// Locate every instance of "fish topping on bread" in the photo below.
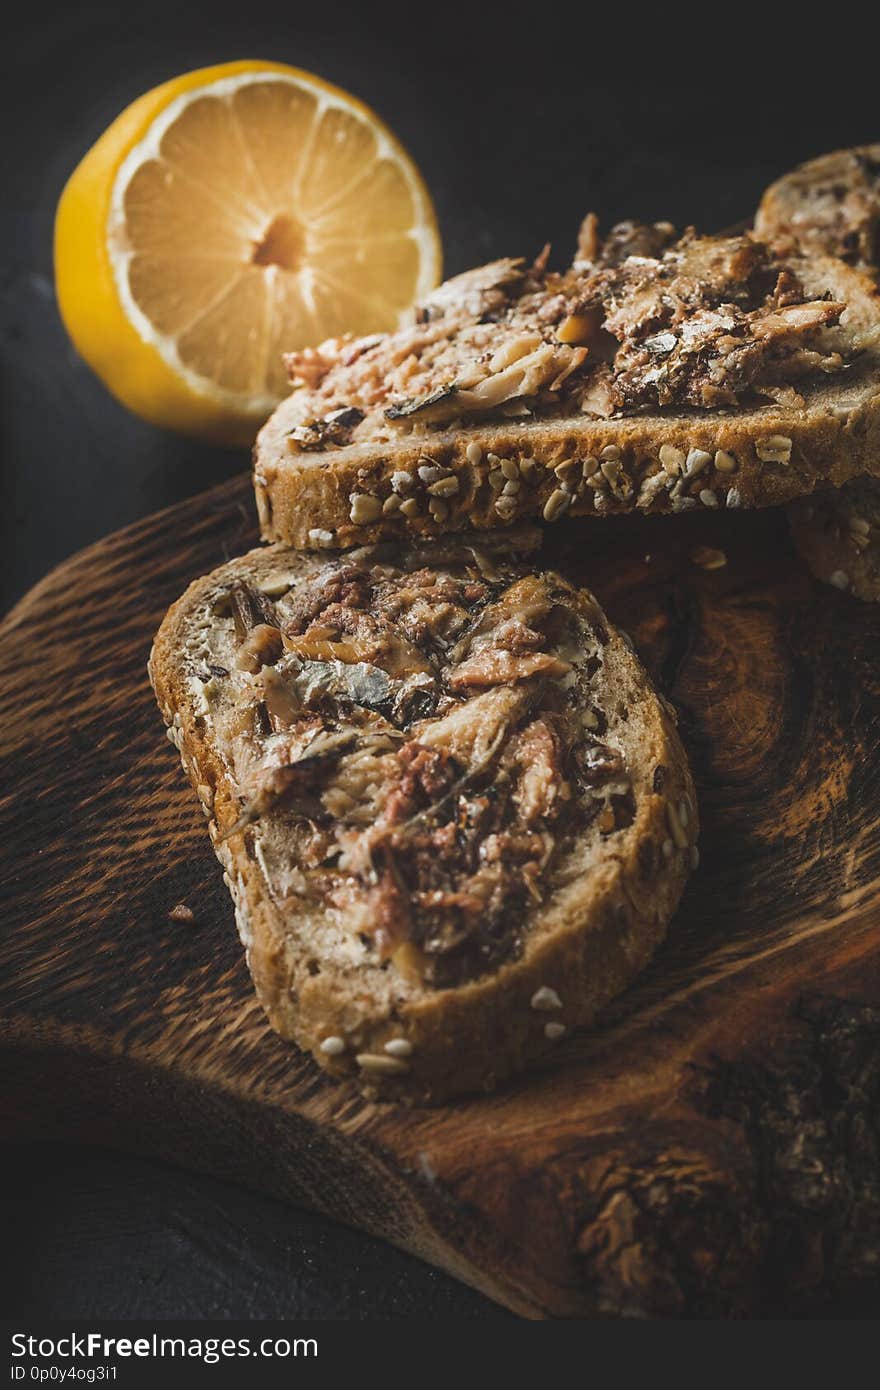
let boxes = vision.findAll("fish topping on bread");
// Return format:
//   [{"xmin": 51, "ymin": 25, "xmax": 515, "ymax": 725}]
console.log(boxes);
[
  {"xmin": 255, "ymin": 218, "xmax": 880, "ymax": 548},
  {"xmin": 282, "ymin": 225, "xmax": 852, "ymax": 439},
  {"xmin": 203, "ymin": 541, "xmax": 634, "ymax": 987},
  {"xmin": 150, "ymin": 535, "xmax": 696, "ymax": 1100}
]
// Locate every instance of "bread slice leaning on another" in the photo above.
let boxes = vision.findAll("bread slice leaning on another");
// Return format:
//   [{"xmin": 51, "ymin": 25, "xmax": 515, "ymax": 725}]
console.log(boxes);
[
  {"xmin": 254, "ymin": 220, "xmax": 880, "ymax": 552},
  {"xmin": 756, "ymin": 144, "xmax": 880, "ymax": 272},
  {"xmin": 755, "ymin": 144, "xmax": 880, "ymax": 601},
  {"xmin": 149, "ymin": 532, "xmax": 696, "ymax": 1103}
]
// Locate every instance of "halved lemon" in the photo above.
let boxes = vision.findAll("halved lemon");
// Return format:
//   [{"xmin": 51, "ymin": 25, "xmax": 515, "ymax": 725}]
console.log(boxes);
[{"xmin": 55, "ymin": 60, "xmax": 441, "ymax": 445}]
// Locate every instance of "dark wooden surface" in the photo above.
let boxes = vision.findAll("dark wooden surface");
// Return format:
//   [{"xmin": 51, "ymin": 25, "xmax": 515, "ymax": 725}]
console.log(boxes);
[{"xmin": 3, "ymin": 473, "xmax": 880, "ymax": 1317}]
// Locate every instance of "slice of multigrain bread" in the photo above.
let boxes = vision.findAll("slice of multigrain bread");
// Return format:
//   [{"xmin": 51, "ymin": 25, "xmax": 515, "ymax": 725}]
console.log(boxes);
[
  {"xmin": 253, "ymin": 219, "xmax": 880, "ymax": 551},
  {"xmin": 757, "ymin": 145, "xmax": 880, "ymax": 600},
  {"xmin": 149, "ymin": 532, "xmax": 696, "ymax": 1103},
  {"xmin": 756, "ymin": 145, "xmax": 880, "ymax": 272}
]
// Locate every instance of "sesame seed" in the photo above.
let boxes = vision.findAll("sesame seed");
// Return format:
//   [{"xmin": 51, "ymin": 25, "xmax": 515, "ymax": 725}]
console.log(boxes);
[
  {"xmin": 384, "ymin": 1038, "xmax": 413, "ymax": 1058},
  {"xmin": 543, "ymin": 488, "xmax": 571, "ymax": 522},
  {"xmin": 600, "ymin": 444, "xmax": 621, "ymax": 461},
  {"xmin": 500, "ymin": 457, "xmax": 519, "ymax": 479},
  {"xmin": 465, "ymin": 442, "xmax": 482, "ymax": 465},
  {"xmin": 666, "ymin": 800, "xmax": 689, "ymax": 849},
  {"xmin": 488, "ymin": 469, "xmax": 505, "ymax": 491},
  {"xmin": 582, "ymin": 455, "xmax": 599, "ymax": 477},
  {"xmin": 355, "ymin": 1052, "xmax": 410, "ymax": 1075},
  {"xmin": 168, "ymin": 903, "xmax": 195, "ymax": 925},
  {"xmin": 502, "ymin": 479, "xmax": 521, "ymax": 496},
  {"xmin": 714, "ymin": 449, "xmax": 738, "ymax": 473},
  {"xmin": 349, "ymin": 493, "xmax": 382, "ymax": 525},
  {"xmin": 637, "ymin": 473, "xmax": 668, "ymax": 509},
  {"xmin": 755, "ymin": 435, "xmax": 793, "ymax": 464},
  {"xmin": 429, "ymin": 498, "xmax": 449, "ymax": 522},
  {"xmin": 725, "ymin": 488, "xmax": 743, "ymax": 509},
  {"xmin": 685, "ymin": 448, "xmax": 712, "ymax": 478},
  {"xmin": 494, "ymin": 495, "xmax": 517, "ymax": 520},
  {"xmin": 662, "ymin": 838, "xmax": 674, "ymax": 859},
  {"xmin": 699, "ymin": 488, "xmax": 719, "ymax": 508},
  {"xmin": 544, "ymin": 1022, "xmax": 566, "ymax": 1041},
  {"xmin": 829, "ymin": 570, "xmax": 850, "ymax": 590},
  {"xmin": 531, "ymin": 986, "xmax": 563, "ymax": 1011},
  {"xmin": 429, "ymin": 475, "xmax": 459, "ymax": 497},
  {"xmin": 850, "ymin": 516, "xmax": 871, "ymax": 536},
  {"xmin": 520, "ymin": 457, "xmax": 539, "ymax": 479},
  {"xmin": 399, "ymin": 496, "xmax": 419, "ymax": 518},
  {"xmin": 659, "ymin": 444, "xmax": 685, "ymax": 476},
  {"xmin": 320, "ymin": 1036, "xmax": 346, "ymax": 1057},
  {"xmin": 308, "ymin": 527, "xmax": 335, "ymax": 548},
  {"xmin": 383, "ymin": 493, "xmax": 402, "ymax": 513},
  {"xmin": 554, "ymin": 458, "xmax": 578, "ymax": 482}
]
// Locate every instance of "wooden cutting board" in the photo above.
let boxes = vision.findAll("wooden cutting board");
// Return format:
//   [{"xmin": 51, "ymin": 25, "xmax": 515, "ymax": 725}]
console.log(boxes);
[{"xmin": 3, "ymin": 474, "xmax": 880, "ymax": 1318}]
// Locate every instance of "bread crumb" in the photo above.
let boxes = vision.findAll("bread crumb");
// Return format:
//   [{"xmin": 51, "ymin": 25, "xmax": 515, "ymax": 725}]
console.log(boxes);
[{"xmin": 168, "ymin": 903, "xmax": 196, "ymax": 925}]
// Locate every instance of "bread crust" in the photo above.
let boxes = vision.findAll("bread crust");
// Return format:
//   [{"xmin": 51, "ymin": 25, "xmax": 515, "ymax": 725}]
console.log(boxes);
[
  {"xmin": 757, "ymin": 146, "xmax": 880, "ymax": 603},
  {"xmin": 254, "ymin": 252, "xmax": 880, "ymax": 551},
  {"xmin": 149, "ymin": 543, "xmax": 697, "ymax": 1104}
]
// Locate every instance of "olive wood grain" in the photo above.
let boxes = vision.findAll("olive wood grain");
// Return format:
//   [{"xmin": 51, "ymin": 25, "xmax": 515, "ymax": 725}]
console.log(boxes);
[{"xmin": 3, "ymin": 475, "xmax": 880, "ymax": 1318}]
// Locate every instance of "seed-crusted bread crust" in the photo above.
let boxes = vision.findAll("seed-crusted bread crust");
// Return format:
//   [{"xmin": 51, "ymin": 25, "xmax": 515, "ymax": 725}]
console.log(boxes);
[
  {"xmin": 759, "ymin": 146, "xmax": 880, "ymax": 601},
  {"xmin": 149, "ymin": 538, "xmax": 696, "ymax": 1103},
  {"xmin": 254, "ymin": 228, "xmax": 880, "ymax": 551}
]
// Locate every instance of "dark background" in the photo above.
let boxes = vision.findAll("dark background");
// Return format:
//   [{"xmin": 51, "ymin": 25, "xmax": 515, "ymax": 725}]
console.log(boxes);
[{"xmin": 2, "ymin": 0, "xmax": 879, "ymax": 1318}]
